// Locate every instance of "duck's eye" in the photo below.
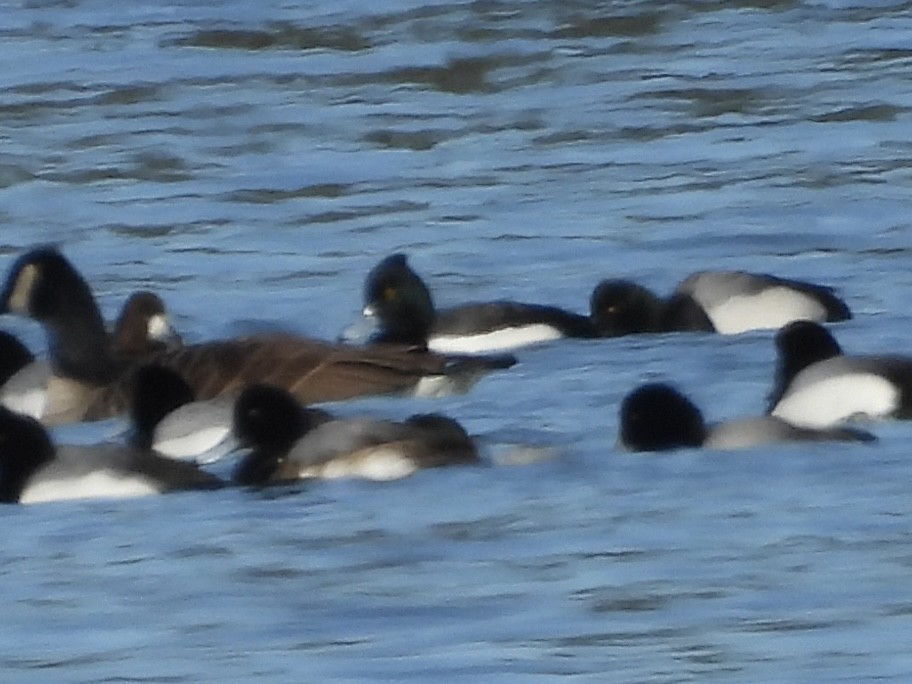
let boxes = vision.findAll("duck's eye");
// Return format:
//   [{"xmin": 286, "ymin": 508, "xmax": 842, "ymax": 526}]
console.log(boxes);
[{"xmin": 384, "ymin": 286, "xmax": 397, "ymax": 301}]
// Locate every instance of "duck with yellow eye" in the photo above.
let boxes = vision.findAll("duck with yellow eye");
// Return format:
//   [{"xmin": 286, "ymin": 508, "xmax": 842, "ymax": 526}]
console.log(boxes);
[
  {"xmin": 349, "ymin": 253, "xmax": 605, "ymax": 354},
  {"xmin": 588, "ymin": 280, "xmax": 714, "ymax": 336}
]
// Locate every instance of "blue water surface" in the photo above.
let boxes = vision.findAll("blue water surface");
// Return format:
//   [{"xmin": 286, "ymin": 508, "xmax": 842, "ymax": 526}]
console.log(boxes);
[{"xmin": 2, "ymin": 0, "xmax": 912, "ymax": 681}]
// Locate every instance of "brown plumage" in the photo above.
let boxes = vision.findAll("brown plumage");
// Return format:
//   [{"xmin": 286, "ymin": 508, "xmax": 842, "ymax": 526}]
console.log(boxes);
[{"xmin": 80, "ymin": 334, "xmax": 464, "ymax": 422}]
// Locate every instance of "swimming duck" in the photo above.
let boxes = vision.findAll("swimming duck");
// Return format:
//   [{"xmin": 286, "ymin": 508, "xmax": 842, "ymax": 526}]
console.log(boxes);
[
  {"xmin": 768, "ymin": 320, "xmax": 912, "ymax": 428},
  {"xmin": 357, "ymin": 253, "xmax": 599, "ymax": 354},
  {"xmin": 592, "ymin": 270, "xmax": 851, "ymax": 336},
  {"xmin": 619, "ymin": 382, "xmax": 874, "ymax": 452},
  {"xmin": 0, "ymin": 247, "xmax": 515, "ymax": 425},
  {"xmin": 127, "ymin": 363, "xmax": 238, "ymax": 462},
  {"xmin": 0, "ymin": 402, "xmax": 222, "ymax": 505},
  {"xmin": 676, "ymin": 270, "xmax": 851, "ymax": 334},
  {"xmin": 232, "ymin": 383, "xmax": 478, "ymax": 484}
]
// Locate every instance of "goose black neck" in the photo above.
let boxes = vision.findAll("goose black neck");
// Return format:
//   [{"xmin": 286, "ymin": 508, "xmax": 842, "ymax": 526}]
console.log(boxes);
[{"xmin": 47, "ymin": 307, "xmax": 121, "ymax": 384}]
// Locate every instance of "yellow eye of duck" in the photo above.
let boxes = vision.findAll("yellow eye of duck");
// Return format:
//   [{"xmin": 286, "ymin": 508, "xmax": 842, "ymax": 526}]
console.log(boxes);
[{"xmin": 384, "ymin": 286, "xmax": 397, "ymax": 301}]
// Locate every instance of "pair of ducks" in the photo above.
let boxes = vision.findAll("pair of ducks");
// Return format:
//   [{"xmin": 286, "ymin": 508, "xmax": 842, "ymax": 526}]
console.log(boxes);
[
  {"xmin": 0, "ymin": 364, "xmax": 478, "ymax": 504},
  {"xmin": 353, "ymin": 253, "xmax": 852, "ymax": 351},
  {"xmin": 620, "ymin": 319, "xmax": 912, "ymax": 452}
]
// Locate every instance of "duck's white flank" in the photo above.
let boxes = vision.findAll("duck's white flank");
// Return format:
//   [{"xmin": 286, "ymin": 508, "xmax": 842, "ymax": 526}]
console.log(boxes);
[
  {"xmin": 19, "ymin": 471, "xmax": 161, "ymax": 505},
  {"xmin": 771, "ymin": 372, "xmax": 898, "ymax": 428},
  {"xmin": 428, "ymin": 324, "xmax": 562, "ymax": 354},
  {"xmin": 297, "ymin": 447, "xmax": 419, "ymax": 481},
  {"xmin": 152, "ymin": 397, "xmax": 235, "ymax": 461},
  {"xmin": 154, "ymin": 425, "xmax": 232, "ymax": 461},
  {"xmin": 706, "ymin": 288, "xmax": 826, "ymax": 334}
]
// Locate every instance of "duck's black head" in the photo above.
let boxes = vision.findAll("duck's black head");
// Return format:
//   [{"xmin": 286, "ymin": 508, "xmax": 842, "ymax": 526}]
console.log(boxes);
[
  {"xmin": 619, "ymin": 382, "xmax": 707, "ymax": 452},
  {"xmin": 768, "ymin": 320, "xmax": 843, "ymax": 410},
  {"xmin": 0, "ymin": 406, "xmax": 55, "ymax": 504},
  {"xmin": 775, "ymin": 320, "xmax": 842, "ymax": 375},
  {"xmin": 232, "ymin": 384, "xmax": 323, "ymax": 486},
  {"xmin": 362, "ymin": 253, "xmax": 435, "ymax": 347},
  {"xmin": 589, "ymin": 280, "xmax": 665, "ymax": 336}
]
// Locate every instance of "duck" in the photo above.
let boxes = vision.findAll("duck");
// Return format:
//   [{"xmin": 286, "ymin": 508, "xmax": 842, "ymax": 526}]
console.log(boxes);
[
  {"xmin": 356, "ymin": 253, "xmax": 600, "ymax": 354},
  {"xmin": 675, "ymin": 270, "xmax": 851, "ymax": 334},
  {"xmin": 128, "ymin": 363, "xmax": 237, "ymax": 462},
  {"xmin": 767, "ymin": 320, "xmax": 912, "ymax": 428},
  {"xmin": 592, "ymin": 271, "xmax": 851, "ymax": 336},
  {"xmin": 0, "ymin": 398, "xmax": 223, "ymax": 506},
  {"xmin": 0, "ymin": 288, "xmax": 183, "ymax": 420},
  {"xmin": 355, "ymin": 256, "xmax": 847, "ymax": 351},
  {"xmin": 0, "ymin": 246, "xmax": 515, "ymax": 425},
  {"xmin": 618, "ymin": 382, "xmax": 874, "ymax": 452},
  {"xmin": 232, "ymin": 383, "xmax": 478, "ymax": 484}
]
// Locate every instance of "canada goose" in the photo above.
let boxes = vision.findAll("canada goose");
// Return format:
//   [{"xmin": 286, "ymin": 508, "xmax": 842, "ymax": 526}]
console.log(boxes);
[
  {"xmin": 618, "ymin": 382, "xmax": 874, "ymax": 452},
  {"xmin": 0, "ymin": 247, "xmax": 515, "ymax": 425},
  {"xmin": 232, "ymin": 383, "xmax": 478, "ymax": 484}
]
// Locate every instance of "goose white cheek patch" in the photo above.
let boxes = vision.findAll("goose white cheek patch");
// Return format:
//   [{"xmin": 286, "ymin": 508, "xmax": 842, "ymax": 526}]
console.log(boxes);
[
  {"xmin": 20, "ymin": 472, "xmax": 161, "ymax": 505},
  {"xmin": 707, "ymin": 288, "xmax": 826, "ymax": 334},
  {"xmin": 429, "ymin": 324, "xmax": 562, "ymax": 354},
  {"xmin": 147, "ymin": 314, "xmax": 171, "ymax": 340},
  {"xmin": 771, "ymin": 373, "xmax": 899, "ymax": 428}
]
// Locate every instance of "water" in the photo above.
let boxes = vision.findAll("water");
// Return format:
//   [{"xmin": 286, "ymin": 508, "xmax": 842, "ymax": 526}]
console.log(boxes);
[{"xmin": 2, "ymin": 0, "xmax": 912, "ymax": 680}]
